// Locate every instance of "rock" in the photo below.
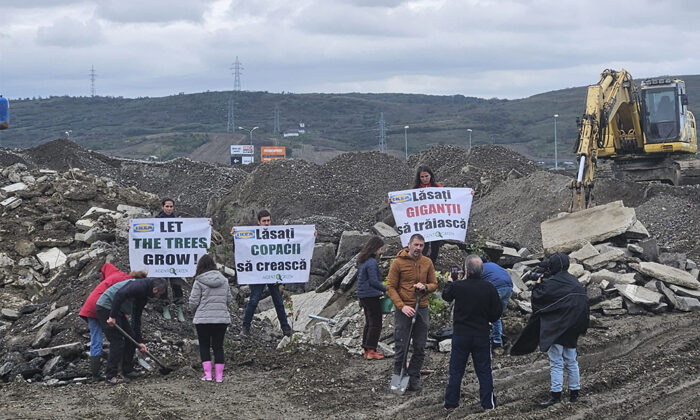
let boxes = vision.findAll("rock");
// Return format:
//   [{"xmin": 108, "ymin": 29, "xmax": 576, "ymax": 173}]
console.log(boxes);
[
  {"xmin": 36, "ymin": 248, "xmax": 67, "ymax": 270},
  {"xmin": 515, "ymin": 300, "xmax": 532, "ymax": 313},
  {"xmin": 687, "ymin": 259, "xmax": 697, "ymax": 271},
  {"xmin": 311, "ymin": 323, "xmax": 333, "ymax": 346},
  {"xmin": 14, "ymin": 240, "xmax": 36, "ymax": 257},
  {"xmin": 578, "ymin": 271, "xmax": 592, "ymax": 286},
  {"xmin": 335, "ymin": 231, "xmax": 373, "ymax": 264},
  {"xmin": 614, "ymin": 284, "xmax": 664, "ymax": 306},
  {"xmin": 371, "ymin": 222, "xmax": 399, "ymax": 238},
  {"xmin": 438, "ymin": 339, "xmax": 452, "ymax": 353},
  {"xmin": 259, "ymin": 290, "xmax": 334, "ymax": 332},
  {"xmin": 668, "ymin": 284, "xmax": 700, "ymax": 299},
  {"xmin": 602, "ymin": 308, "xmax": 627, "ymax": 316},
  {"xmin": 569, "ymin": 242, "xmax": 600, "ymax": 262},
  {"xmin": 658, "ymin": 252, "xmax": 687, "ymax": 270},
  {"xmin": 586, "ymin": 285, "xmax": 603, "ymax": 304},
  {"xmin": 599, "ymin": 296, "xmax": 623, "ymax": 310},
  {"xmin": 627, "ymin": 243, "xmax": 644, "ymax": 255},
  {"xmin": 276, "ymin": 336, "xmax": 291, "ymax": 350},
  {"xmin": 589, "ymin": 269, "xmax": 636, "ymax": 285},
  {"xmin": 497, "ymin": 246, "xmax": 523, "ymax": 268},
  {"xmin": 33, "ymin": 306, "xmax": 69, "ymax": 330},
  {"xmin": 377, "ymin": 342, "xmax": 395, "ymax": 358},
  {"xmin": 42, "ymin": 355, "xmax": 63, "ymax": 377},
  {"xmin": 1, "ymin": 196, "xmax": 22, "ymax": 210},
  {"xmin": 483, "ymin": 242, "xmax": 504, "ymax": 263},
  {"xmin": 636, "ymin": 238, "xmax": 660, "ymax": 262},
  {"xmin": 1, "ymin": 308, "xmax": 20, "ymax": 320},
  {"xmin": 26, "ymin": 342, "xmax": 83, "ymax": 358},
  {"xmin": 541, "ymin": 201, "xmax": 637, "ymax": 254},
  {"xmin": 636, "ymin": 262, "xmax": 700, "ymax": 290},
  {"xmin": 622, "ymin": 220, "xmax": 650, "ymax": 240},
  {"xmin": 506, "ymin": 269, "xmax": 526, "ymax": 293},
  {"xmin": 75, "ymin": 219, "xmax": 97, "ymax": 231},
  {"xmin": 582, "ymin": 248, "xmax": 626, "ymax": 271},
  {"xmin": 655, "ymin": 281, "xmax": 682, "ymax": 310},
  {"xmin": 32, "ymin": 321, "xmax": 54, "ymax": 348},
  {"xmin": 568, "ymin": 263, "xmax": 585, "ymax": 278},
  {"xmin": 512, "ymin": 260, "xmax": 541, "ymax": 273},
  {"xmin": 310, "ymin": 243, "xmax": 337, "ymax": 276},
  {"xmin": 0, "ymin": 253, "xmax": 14, "ymax": 268},
  {"xmin": 1, "ymin": 182, "xmax": 27, "ymax": 193},
  {"xmin": 676, "ymin": 296, "xmax": 700, "ymax": 312},
  {"xmin": 623, "ymin": 298, "xmax": 647, "ymax": 315},
  {"xmin": 339, "ymin": 266, "xmax": 358, "ymax": 291}
]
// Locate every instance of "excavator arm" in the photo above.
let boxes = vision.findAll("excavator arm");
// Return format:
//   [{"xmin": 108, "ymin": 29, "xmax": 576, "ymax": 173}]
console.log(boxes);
[{"xmin": 570, "ymin": 69, "xmax": 643, "ymax": 211}]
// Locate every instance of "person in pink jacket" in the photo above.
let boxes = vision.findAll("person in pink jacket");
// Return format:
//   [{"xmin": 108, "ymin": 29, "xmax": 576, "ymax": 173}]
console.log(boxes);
[{"xmin": 79, "ymin": 263, "xmax": 146, "ymax": 380}]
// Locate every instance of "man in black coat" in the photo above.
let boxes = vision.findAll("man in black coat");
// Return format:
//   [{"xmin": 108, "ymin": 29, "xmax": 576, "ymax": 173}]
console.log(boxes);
[
  {"xmin": 442, "ymin": 255, "xmax": 503, "ymax": 411},
  {"xmin": 511, "ymin": 253, "xmax": 589, "ymax": 406}
]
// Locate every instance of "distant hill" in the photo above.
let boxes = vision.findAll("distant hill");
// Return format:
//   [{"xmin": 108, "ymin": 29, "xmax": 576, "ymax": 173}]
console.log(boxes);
[{"xmin": 3, "ymin": 73, "xmax": 700, "ymax": 164}]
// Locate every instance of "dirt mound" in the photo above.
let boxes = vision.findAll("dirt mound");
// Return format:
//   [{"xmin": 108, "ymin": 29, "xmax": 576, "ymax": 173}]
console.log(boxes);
[
  {"xmin": 213, "ymin": 151, "xmax": 412, "ymax": 229},
  {"xmin": 410, "ymin": 144, "xmax": 542, "ymax": 194},
  {"xmin": 24, "ymin": 139, "xmax": 121, "ymax": 177}
]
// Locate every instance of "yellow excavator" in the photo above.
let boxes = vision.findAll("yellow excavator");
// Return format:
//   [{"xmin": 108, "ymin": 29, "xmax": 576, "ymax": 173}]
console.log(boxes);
[{"xmin": 570, "ymin": 69, "xmax": 700, "ymax": 211}]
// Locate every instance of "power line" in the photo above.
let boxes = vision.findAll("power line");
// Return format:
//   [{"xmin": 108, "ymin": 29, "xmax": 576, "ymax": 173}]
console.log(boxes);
[
  {"xmin": 273, "ymin": 104, "xmax": 280, "ymax": 135},
  {"xmin": 227, "ymin": 57, "xmax": 243, "ymax": 133}
]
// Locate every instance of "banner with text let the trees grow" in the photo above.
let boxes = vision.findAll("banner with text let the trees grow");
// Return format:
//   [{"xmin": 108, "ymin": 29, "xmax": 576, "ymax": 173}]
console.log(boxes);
[
  {"xmin": 129, "ymin": 218, "xmax": 211, "ymax": 277},
  {"xmin": 234, "ymin": 224, "xmax": 315, "ymax": 285},
  {"xmin": 389, "ymin": 187, "xmax": 473, "ymax": 247}
]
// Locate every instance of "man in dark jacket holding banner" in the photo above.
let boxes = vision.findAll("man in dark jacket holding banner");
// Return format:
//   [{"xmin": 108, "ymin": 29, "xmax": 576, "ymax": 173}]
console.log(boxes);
[{"xmin": 511, "ymin": 253, "xmax": 589, "ymax": 407}]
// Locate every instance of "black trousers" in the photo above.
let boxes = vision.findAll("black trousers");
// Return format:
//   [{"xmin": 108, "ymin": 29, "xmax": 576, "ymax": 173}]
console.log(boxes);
[
  {"xmin": 423, "ymin": 240, "xmax": 443, "ymax": 263},
  {"xmin": 359, "ymin": 297, "xmax": 383, "ymax": 351},
  {"xmin": 195, "ymin": 323, "xmax": 228, "ymax": 364},
  {"xmin": 96, "ymin": 306, "xmax": 135, "ymax": 379},
  {"xmin": 158, "ymin": 278, "xmax": 184, "ymax": 305}
]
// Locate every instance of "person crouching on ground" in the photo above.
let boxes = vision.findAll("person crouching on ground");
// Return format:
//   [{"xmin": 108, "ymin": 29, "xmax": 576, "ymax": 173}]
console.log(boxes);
[
  {"xmin": 78, "ymin": 263, "xmax": 146, "ymax": 381},
  {"xmin": 189, "ymin": 254, "xmax": 233, "ymax": 383},
  {"xmin": 356, "ymin": 236, "xmax": 387, "ymax": 360},
  {"xmin": 442, "ymin": 255, "xmax": 503, "ymax": 412},
  {"xmin": 96, "ymin": 277, "xmax": 167, "ymax": 384}
]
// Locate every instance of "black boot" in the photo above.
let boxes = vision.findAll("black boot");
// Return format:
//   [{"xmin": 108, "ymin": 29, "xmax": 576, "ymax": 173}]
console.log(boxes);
[
  {"xmin": 569, "ymin": 389, "xmax": 580, "ymax": 402},
  {"xmin": 90, "ymin": 356, "xmax": 103, "ymax": 381},
  {"xmin": 539, "ymin": 391, "xmax": 561, "ymax": 408}
]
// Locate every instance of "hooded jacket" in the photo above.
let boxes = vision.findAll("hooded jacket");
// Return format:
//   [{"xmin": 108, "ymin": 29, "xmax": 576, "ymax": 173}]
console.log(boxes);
[
  {"xmin": 386, "ymin": 248, "xmax": 438, "ymax": 310},
  {"xmin": 511, "ymin": 253, "xmax": 589, "ymax": 355},
  {"xmin": 78, "ymin": 263, "xmax": 130, "ymax": 320},
  {"xmin": 189, "ymin": 270, "xmax": 233, "ymax": 325}
]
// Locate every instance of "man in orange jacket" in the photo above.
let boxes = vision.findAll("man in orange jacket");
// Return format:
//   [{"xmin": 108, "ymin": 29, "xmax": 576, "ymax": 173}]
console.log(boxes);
[{"xmin": 386, "ymin": 233, "xmax": 438, "ymax": 392}]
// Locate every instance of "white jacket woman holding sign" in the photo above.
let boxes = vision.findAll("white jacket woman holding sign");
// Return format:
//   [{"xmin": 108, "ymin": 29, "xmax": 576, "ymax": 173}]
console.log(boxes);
[{"xmin": 189, "ymin": 254, "xmax": 233, "ymax": 383}]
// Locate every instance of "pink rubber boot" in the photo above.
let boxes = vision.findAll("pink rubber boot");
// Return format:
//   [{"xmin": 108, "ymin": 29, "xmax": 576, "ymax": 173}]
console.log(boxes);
[
  {"xmin": 201, "ymin": 361, "xmax": 212, "ymax": 381},
  {"xmin": 214, "ymin": 363, "xmax": 225, "ymax": 383}
]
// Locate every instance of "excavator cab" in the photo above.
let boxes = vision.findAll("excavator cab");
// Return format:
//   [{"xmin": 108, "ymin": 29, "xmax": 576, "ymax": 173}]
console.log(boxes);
[{"xmin": 640, "ymin": 78, "xmax": 689, "ymax": 145}]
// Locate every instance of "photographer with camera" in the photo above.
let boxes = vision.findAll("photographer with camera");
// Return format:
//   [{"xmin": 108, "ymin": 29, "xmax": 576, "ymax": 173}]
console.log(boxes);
[
  {"xmin": 511, "ymin": 253, "xmax": 589, "ymax": 407},
  {"xmin": 442, "ymin": 255, "xmax": 503, "ymax": 412}
]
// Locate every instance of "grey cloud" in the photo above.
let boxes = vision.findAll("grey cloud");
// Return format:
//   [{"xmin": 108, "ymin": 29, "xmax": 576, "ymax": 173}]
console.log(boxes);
[
  {"xmin": 95, "ymin": 0, "xmax": 215, "ymax": 23},
  {"xmin": 36, "ymin": 17, "xmax": 103, "ymax": 47}
]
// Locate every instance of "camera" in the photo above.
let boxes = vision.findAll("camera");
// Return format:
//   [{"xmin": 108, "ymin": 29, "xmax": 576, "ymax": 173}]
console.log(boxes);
[{"xmin": 450, "ymin": 265, "xmax": 460, "ymax": 281}]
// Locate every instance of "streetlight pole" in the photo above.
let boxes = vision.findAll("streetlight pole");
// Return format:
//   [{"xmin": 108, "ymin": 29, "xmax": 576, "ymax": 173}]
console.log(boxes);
[
  {"xmin": 467, "ymin": 129, "xmax": 472, "ymax": 149},
  {"xmin": 404, "ymin": 125, "xmax": 409, "ymax": 160},
  {"xmin": 553, "ymin": 114, "xmax": 559, "ymax": 170},
  {"xmin": 238, "ymin": 126, "xmax": 259, "ymax": 145}
]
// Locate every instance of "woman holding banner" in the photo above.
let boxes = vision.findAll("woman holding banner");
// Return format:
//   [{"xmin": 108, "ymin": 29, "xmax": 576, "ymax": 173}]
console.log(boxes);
[
  {"xmin": 356, "ymin": 236, "xmax": 387, "ymax": 360},
  {"xmin": 189, "ymin": 254, "xmax": 233, "ymax": 383},
  {"xmin": 412, "ymin": 166, "xmax": 444, "ymax": 263}
]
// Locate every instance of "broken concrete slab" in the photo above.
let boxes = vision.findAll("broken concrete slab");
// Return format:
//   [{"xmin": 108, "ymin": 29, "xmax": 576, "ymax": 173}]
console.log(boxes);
[
  {"xmin": 655, "ymin": 280, "xmax": 682, "ymax": 311},
  {"xmin": 26, "ymin": 342, "xmax": 82, "ymax": 358},
  {"xmin": 32, "ymin": 306, "xmax": 69, "ymax": 330},
  {"xmin": 1, "ymin": 182, "xmax": 28, "ymax": 193},
  {"xmin": 32, "ymin": 322, "xmax": 53, "ymax": 348},
  {"xmin": 497, "ymin": 246, "xmax": 523, "ymax": 268},
  {"xmin": 335, "ymin": 231, "xmax": 373, "ymax": 264},
  {"xmin": 569, "ymin": 242, "xmax": 600, "ymax": 262},
  {"xmin": 36, "ymin": 248, "xmax": 67, "ymax": 270},
  {"xmin": 438, "ymin": 339, "xmax": 452, "ymax": 353},
  {"xmin": 339, "ymin": 266, "xmax": 358, "ymax": 292},
  {"xmin": 676, "ymin": 296, "xmax": 700, "ymax": 312},
  {"xmin": 622, "ymin": 220, "xmax": 650, "ymax": 240},
  {"xmin": 569, "ymin": 263, "xmax": 585, "ymax": 278},
  {"xmin": 578, "ymin": 271, "xmax": 592, "ymax": 286},
  {"xmin": 541, "ymin": 201, "xmax": 637, "ymax": 255},
  {"xmin": 1, "ymin": 308, "xmax": 20, "ymax": 321},
  {"xmin": 615, "ymin": 284, "xmax": 664, "ymax": 306},
  {"xmin": 371, "ymin": 222, "xmax": 399, "ymax": 238},
  {"xmin": 590, "ymin": 269, "xmax": 636, "ymax": 285},
  {"xmin": 598, "ymin": 296, "xmax": 623, "ymax": 310},
  {"xmin": 259, "ymin": 290, "xmax": 334, "ymax": 332},
  {"xmin": 636, "ymin": 262, "xmax": 700, "ymax": 290},
  {"xmin": 623, "ymin": 298, "xmax": 647, "ymax": 315},
  {"xmin": 1, "ymin": 196, "xmax": 22, "ymax": 210},
  {"xmin": 506, "ymin": 269, "xmax": 526, "ymax": 293},
  {"xmin": 636, "ymin": 238, "xmax": 660, "ymax": 262},
  {"xmin": 512, "ymin": 260, "xmax": 541, "ymax": 274},
  {"xmin": 582, "ymin": 248, "xmax": 626, "ymax": 272},
  {"xmin": 668, "ymin": 284, "xmax": 700, "ymax": 299},
  {"xmin": 483, "ymin": 242, "xmax": 504, "ymax": 264}
]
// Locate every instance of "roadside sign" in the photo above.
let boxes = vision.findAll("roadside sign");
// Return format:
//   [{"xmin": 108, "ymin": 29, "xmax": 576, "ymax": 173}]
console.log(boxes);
[{"xmin": 261, "ymin": 146, "xmax": 286, "ymax": 162}]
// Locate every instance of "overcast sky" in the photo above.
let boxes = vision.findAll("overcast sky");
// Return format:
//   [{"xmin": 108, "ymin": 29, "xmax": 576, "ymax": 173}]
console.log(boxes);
[{"xmin": 1, "ymin": 0, "xmax": 699, "ymax": 100}]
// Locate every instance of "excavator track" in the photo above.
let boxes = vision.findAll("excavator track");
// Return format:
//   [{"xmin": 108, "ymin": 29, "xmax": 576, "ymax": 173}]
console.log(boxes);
[{"xmin": 610, "ymin": 155, "xmax": 700, "ymax": 186}]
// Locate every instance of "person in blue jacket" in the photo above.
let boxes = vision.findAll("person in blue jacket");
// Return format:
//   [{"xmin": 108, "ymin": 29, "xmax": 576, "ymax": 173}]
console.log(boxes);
[
  {"xmin": 480, "ymin": 257, "xmax": 513, "ymax": 349},
  {"xmin": 356, "ymin": 236, "xmax": 387, "ymax": 360},
  {"xmin": 95, "ymin": 277, "xmax": 167, "ymax": 384}
]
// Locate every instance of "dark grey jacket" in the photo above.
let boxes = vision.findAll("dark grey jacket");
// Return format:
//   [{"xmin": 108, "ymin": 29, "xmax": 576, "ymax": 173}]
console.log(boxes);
[{"xmin": 189, "ymin": 270, "xmax": 233, "ymax": 325}]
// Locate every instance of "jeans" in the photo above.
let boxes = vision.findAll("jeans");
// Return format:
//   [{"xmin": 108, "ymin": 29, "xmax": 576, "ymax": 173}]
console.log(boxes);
[
  {"xmin": 491, "ymin": 286, "xmax": 513, "ymax": 344},
  {"xmin": 444, "ymin": 334, "xmax": 495, "ymax": 409},
  {"xmin": 195, "ymin": 323, "xmax": 228, "ymax": 364},
  {"xmin": 242, "ymin": 284, "xmax": 290, "ymax": 330},
  {"xmin": 88, "ymin": 317, "xmax": 103, "ymax": 357},
  {"xmin": 393, "ymin": 307, "xmax": 429, "ymax": 385},
  {"xmin": 359, "ymin": 297, "xmax": 382, "ymax": 351},
  {"xmin": 547, "ymin": 344, "xmax": 580, "ymax": 392},
  {"xmin": 96, "ymin": 306, "xmax": 136, "ymax": 379}
]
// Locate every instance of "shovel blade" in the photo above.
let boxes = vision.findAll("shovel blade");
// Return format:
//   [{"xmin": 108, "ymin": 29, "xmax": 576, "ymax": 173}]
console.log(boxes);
[{"xmin": 389, "ymin": 373, "xmax": 410, "ymax": 395}]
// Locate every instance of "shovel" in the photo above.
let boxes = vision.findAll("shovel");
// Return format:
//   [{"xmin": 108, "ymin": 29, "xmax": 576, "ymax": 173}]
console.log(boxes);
[
  {"xmin": 112, "ymin": 322, "xmax": 173, "ymax": 375},
  {"xmin": 390, "ymin": 290, "xmax": 424, "ymax": 395}
]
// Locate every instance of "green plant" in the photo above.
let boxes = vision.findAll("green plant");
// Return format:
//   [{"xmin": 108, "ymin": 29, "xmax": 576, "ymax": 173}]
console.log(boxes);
[{"xmin": 466, "ymin": 228, "xmax": 487, "ymax": 257}]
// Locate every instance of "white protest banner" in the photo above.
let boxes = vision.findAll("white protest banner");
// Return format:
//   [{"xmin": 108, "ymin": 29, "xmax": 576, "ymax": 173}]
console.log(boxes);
[
  {"xmin": 389, "ymin": 187, "xmax": 473, "ymax": 247},
  {"xmin": 234, "ymin": 224, "xmax": 315, "ymax": 285},
  {"xmin": 129, "ymin": 218, "xmax": 211, "ymax": 277}
]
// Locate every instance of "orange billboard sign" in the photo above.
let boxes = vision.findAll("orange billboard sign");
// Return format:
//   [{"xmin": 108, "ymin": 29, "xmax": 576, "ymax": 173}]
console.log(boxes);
[{"xmin": 261, "ymin": 146, "xmax": 286, "ymax": 162}]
